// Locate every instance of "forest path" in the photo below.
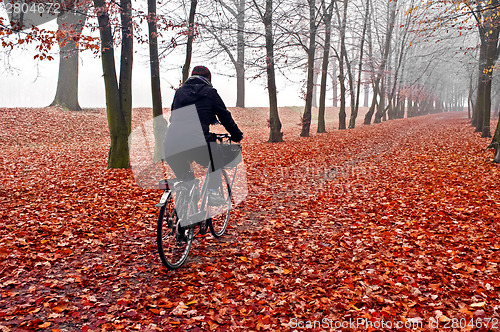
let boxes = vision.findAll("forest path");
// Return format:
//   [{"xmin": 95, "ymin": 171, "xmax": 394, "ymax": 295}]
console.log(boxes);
[{"xmin": 1, "ymin": 109, "xmax": 499, "ymax": 331}]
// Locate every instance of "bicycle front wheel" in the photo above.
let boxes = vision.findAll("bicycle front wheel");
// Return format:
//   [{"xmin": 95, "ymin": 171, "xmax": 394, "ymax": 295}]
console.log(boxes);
[
  {"xmin": 209, "ymin": 169, "xmax": 232, "ymax": 238},
  {"xmin": 157, "ymin": 193, "xmax": 194, "ymax": 270}
]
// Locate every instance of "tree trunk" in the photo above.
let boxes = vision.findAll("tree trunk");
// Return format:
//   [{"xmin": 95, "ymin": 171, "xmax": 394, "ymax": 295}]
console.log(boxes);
[
  {"xmin": 349, "ymin": 0, "xmax": 369, "ymax": 129},
  {"xmin": 407, "ymin": 95, "xmax": 412, "ymax": 118},
  {"xmin": 50, "ymin": 8, "xmax": 87, "ymax": 111},
  {"xmin": 494, "ymin": 96, "xmax": 500, "ymax": 117},
  {"xmin": 148, "ymin": 0, "xmax": 167, "ymax": 161},
  {"xmin": 261, "ymin": 0, "xmax": 282, "ymax": 142},
  {"xmin": 345, "ymin": 50, "xmax": 355, "ymax": 129},
  {"xmin": 335, "ymin": 0, "xmax": 347, "ymax": 130},
  {"xmin": 364, "ymin": 82, "xmax": 378, "ymax": 124},
  {"xmin": 235, "ymin": 0, "xmax": 246, "ymax": 107},
  {"xmin": 473, "ymin": 38, "xmax": 487, "ymax": 132},
  {"xmin": 182, "ymin": 0, "xmax": 198, "ymax": 83},
  {"xmin": 207, "ymin": 0, "xmax": 246, "ymax": 107},
  {"xmin": 482, "ymin": 72, "xmax": 493, "ymax": 137},
  {"xmin": 331, "ymin": 61, "xmax": 338, "ymax": 107},
  {"xmin": 300, "ymin": 0, "xmax": 317, "ymax": 137},
  {"xmin": 317, "ymin": 0, "xmax": 334, "ymax": 133},
  {"xmin": 481, "ymin": 12, "xmax": 500, "ymax": 137},
  {"xmin": 94, "ymin": 0, "xmax": 131, "ymax": 168},
  {"xmin": 471, "ymin": 63, "xmax": 477, "ymax": 122},
  {"xmin": 363, "ymin": 79, "xmax": 369, "ymax": 107},
  {"xmin": 489, "ymin": 112, "xmax": 500, "ymax": 162},
  {"xmin": 374, "ymin": 79, "xmax": 385, "ymax": 123},
  {"xmin": 378, "ymin": 29, "xmax": 406, "ymax": 122},
  {"xmin": 396, "ymin": 65, "xmax": 405, "ymax": 118},
  {"xmin": 311, "ymin": 57, "xmax": 321, "ymax": 108},
  {"xmin": 338, "ymin": 64, "xmax": 347, "ymax": 129},
  {"xmin": 397, "ymin": 95, "xmax": 405, "ymax": 118},
  {"xmin": 364, "ymin": 0, "xmax": 396, "ymax": 125},
  {"xmin": 377, "ymin": 51, "xmax": 391, "ymax": 123},
  {"xmin": 119, "ymin": 0, "xmax": 133, "ymax": 136},
  {"xmin": 413, "ymin": 99, "xmax": 419, "ymax": 117}
]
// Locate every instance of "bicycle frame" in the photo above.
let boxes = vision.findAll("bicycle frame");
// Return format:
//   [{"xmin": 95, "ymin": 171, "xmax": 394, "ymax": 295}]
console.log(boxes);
[{"xmin": 156, "ymin": 133, "xmax": 240, "ymax": 269}]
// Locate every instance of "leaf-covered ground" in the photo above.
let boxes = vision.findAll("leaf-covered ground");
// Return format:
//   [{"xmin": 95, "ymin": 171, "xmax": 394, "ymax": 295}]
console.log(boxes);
[{"xmin": 1, "ymin": 107, "xmax": 499, "ymax": 331}]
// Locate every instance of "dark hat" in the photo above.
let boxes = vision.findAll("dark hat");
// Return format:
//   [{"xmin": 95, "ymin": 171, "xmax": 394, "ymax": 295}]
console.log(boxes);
[{"xmin": 192, "ymin": 66, "xmax": 211, "ymax": 82}]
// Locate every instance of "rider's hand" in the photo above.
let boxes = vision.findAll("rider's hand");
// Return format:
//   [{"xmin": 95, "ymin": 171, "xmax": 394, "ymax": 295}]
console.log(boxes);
[{"xmin": 231, "ymin": 133, "xmax": 243, "ymax": 143}]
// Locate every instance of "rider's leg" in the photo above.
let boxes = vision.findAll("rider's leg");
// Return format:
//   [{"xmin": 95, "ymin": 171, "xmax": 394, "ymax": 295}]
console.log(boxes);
[
  {"xmin": 165, "ymin": 152, "xmax": 195, "ymax": 227},
  {"xmin": 205, "ymin": 143, "xmax": 225, "ymax": 206}
]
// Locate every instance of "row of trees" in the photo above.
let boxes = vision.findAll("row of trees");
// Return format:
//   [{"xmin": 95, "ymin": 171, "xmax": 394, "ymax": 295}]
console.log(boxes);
[
  {"xmin": 423, "ymin": 0, "xmax": 500, "ymax": 161},
  {"xmin": 1, "ymin": 0, "xmax": 499, "ymax": 167}
]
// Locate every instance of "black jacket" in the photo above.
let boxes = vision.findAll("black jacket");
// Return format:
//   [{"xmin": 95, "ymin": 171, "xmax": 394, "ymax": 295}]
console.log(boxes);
[{"xmin": 171, "ymin": 76, "xmax": 243, "ymax": 142}]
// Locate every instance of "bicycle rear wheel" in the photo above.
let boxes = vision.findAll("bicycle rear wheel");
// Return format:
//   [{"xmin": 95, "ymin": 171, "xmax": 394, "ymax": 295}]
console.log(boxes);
[
  {"xmin": 157, "ymin": 192, "xmax": 194, "ymax": 270},
  {"xmin": 209, "ymin": 169, "xmax": 231, "ymax": 238}
]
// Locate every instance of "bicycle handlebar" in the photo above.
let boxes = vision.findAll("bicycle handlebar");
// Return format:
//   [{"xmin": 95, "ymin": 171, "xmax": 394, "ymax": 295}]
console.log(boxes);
[{"xmin": 215, "ymin": 133, "xmax": 232, "ymax": 142}]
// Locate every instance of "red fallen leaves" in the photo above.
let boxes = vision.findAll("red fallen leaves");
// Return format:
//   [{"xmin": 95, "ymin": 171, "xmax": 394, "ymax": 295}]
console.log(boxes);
[{"xmin": 1, "ymin": 107, "xmax": 500, "ymax": 330}]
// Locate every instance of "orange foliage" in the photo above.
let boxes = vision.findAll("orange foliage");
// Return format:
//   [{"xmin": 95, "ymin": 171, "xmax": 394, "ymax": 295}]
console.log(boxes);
[{"xmin": 0, "ymin": 107, "xmax": 499, "ymax": 330}]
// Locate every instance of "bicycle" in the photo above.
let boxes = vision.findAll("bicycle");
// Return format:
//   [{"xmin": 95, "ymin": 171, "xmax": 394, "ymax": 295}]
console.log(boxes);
[{"xmin": 156, "ymin": 134, "xmax": 241, "ymax": 270}]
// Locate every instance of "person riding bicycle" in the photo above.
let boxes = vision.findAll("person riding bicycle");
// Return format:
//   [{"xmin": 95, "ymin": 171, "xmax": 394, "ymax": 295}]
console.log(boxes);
[{"xmin": 164, "ymin": 66, "xmax": 243, "ymax": 207}]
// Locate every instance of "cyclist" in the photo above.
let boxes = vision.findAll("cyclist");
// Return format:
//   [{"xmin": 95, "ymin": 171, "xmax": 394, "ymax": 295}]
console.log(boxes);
[{"xmin": 164, "ymin": 65, "xmax": 243, "ymax": 207}]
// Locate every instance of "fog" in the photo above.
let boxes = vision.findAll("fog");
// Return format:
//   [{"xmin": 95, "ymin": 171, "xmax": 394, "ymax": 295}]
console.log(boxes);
[{"xmin": 0, "ymin": 20, "xmax": 306, "ymax": 109}]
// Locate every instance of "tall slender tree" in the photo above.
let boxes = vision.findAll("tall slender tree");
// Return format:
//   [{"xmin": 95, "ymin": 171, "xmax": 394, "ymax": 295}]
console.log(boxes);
[
  {"xmin": 317, "ymin": 0, "xmax": 334, "ymax": 133},
  {"xmin": 374, "ymin": 7, "xmax": 410, "ymax": 123},
  {"xmin": 334, "ymin": 0, "xmax": 348, "ymax": 130},
  {"xmin": 349, "ymin": 0, "xmax": 370, "ymax": 129},
  {"xmin": 202, "ymin": 0, "xmax": 247, "ymax": 107},
  {"xmin": 93, "ymin": 0, "xmax": 133, "ymax": 168},
  {"xmin": 364, "ymin": 0, "xmax": 397, "ymax": 125},
  {"xmin": 50, "ymin": 2, "xmax": 89, "ymax": 112},
  {"xmin": 476, "ymin": 0, "xmax": 500, "ymax": 137},
  {"xmin": 148, "ymin": 0, "xmax": 166, "ymax": 161},
  {"xmin": 300, "ymin": 0, "xmax": 318, "ymax": 137},
  {"xmin": 182, "ymin": 0, "xmax": 198, "ymax": 83},
  {"xmin": 252, "ymin": 0, "xmax": 282, "ymax": 142}
]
